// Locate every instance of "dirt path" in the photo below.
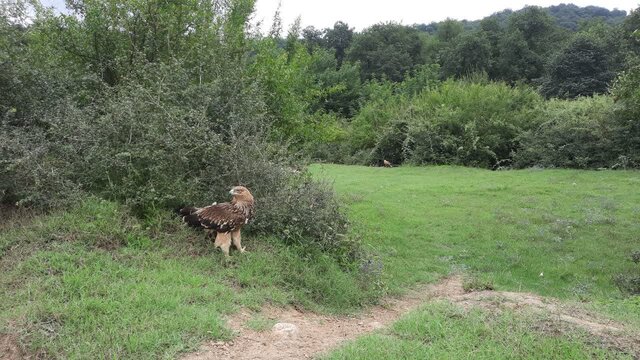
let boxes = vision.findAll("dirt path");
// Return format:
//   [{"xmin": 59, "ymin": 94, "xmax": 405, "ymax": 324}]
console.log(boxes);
[{"xmin": 181, "ymin": 276, "xmax": 639, "ymax": 360}]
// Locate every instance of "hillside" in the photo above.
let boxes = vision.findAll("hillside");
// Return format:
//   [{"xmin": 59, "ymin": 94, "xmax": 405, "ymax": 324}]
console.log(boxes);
[{"xmin": 416, "ymin": 3, "xmax": 627, "ymax": 32}]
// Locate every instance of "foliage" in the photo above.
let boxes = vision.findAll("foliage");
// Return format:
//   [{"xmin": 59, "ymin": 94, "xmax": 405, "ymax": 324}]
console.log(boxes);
[
  {"xmin": 307, "ymin": 48, "xmax": 363, "ymax": 117},
  {"xmin": 348, "ymin": 23, "xmax": 429, "ymax": 82},
  {"xmin": 348, "ymin": 79, "xmax": 541, "ymax": 169},
  {"xmin": 609, "ymin": 65, "xmax": 640, "ymax": 167},
  {"xmin": 324, "ymin": 21, "xmax": 354, "ymax": 68},
  {"xmin": 346, "ymin": 64, "xmax": 440, "ymax": 155},
  {"xmin": 513, "ymin": 96, "xmax": 623, "ymax": 169},
  {"xmin": 547, "ymin": 4, "xmax": 627, "ymax": 30},
  {"xmin": 0, "ymin": 0, "xmax": 364, "ymax": 264},
  {"xmin": 540, "ymin": 34, "xmax": 615, "ymax": 98},
  {"xmin": 441, "ymin": 31, "xmax": 492, "ymax": 79},
  {"xmin": 370, "ymin": 122, "xmax": 408, "ymax": 166},
  {"xmin": 403, "ymin": 80, "xmax": 542, "ymax": 168}
]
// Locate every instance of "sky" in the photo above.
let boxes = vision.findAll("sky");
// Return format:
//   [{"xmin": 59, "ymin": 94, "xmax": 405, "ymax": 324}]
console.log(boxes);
[{"xmin": 40, "ymin": 0, "xmax": 638, "ymax": 31}]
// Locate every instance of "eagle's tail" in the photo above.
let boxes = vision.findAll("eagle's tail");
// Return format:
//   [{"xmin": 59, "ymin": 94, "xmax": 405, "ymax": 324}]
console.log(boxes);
[
  {"xmin": 176, "ymin": 206, "xmax": 199, "ymax": 216},
  {"xmin": 176, "ymin": 206, "xmax": 203, "ymax": 228}
]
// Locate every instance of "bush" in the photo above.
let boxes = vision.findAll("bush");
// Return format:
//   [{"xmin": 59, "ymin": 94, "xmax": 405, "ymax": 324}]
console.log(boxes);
[
  {"xmin": 513, "ymin": 96, "xmax": 620, "ymax": 169},
  {"xmin": 370, "ymin": 122, "xmax": 408, "ymax": 165},
  {"xmin": 401, "ymin": 80, "xmax": 541, "ymax": 168},
  {"xmin": 609, "ymin": 65, "xmax": 640, "ymax": 167},
  {"xmin": 0, "ymin": 3, "xmax": 372, "ymax": 329}
]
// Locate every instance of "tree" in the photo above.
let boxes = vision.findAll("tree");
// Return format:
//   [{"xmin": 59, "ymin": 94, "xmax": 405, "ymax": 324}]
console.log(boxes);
[
  {"xmin": 285, "ymin": 16, "xmax": 301, "ymax": 62},
  {"xmin": 347, "ymin": 23, "xmax": 427, "ymax": 82},
  {"xmin": 324, "ymin": 21, "xmax": 353, "ymax": 68},
  {"xmin": 308, "ymin": 49, "xmax": 362, "ymax": 117},
  {"xmin": 302, "ymin": 25, "xmax": 324, "ymax": 54},
  {"xmin": 436, "ymin": 18, "xmax": 463, "ymax": 42},
  {"xmin": 622, "ymin": 7, "xmax": 640, "ymax": 57},
  {"xmin": 493, "ymin": 6, "xmax": 562, "ymax": 83},
  {"xmin": 540, "ymin": 35, "xmax": 614, "ymax": 98},
  {"xmin": 495, "ymin": 30, "xmax": 542, "ymax": 83},
  {"xmin": 508, "ymin": 6, "xmax": 558, "ymax": 53},
  {"xmin": 478, "ymin": 16, "xmax": 504, "ymax": 79},
  {"xmin": 441, "ymin": 31, "xmax": 491, "ymax": 79}
]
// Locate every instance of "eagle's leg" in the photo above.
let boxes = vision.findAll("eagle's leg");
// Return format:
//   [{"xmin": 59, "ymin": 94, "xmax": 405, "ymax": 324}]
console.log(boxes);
[
  {"xmin": 216, "ymin": 232, "xmax": 232, "ymax": 257},
  {"xmin": 213, "ymin": 232, "xmax": 223, "ymax": 247},
  {"xmin": 231, "ymin": 229, "xmax": 245, "ymax": 253}
]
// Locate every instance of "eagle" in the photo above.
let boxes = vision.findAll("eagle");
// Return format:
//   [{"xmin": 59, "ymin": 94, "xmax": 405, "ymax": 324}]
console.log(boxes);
[{"xmin": 178, "ymin": 186, "xmax": 255, "ymax": 257}]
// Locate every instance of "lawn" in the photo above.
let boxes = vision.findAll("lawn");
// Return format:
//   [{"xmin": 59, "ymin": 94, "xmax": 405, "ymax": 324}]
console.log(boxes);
[
  {"xmin": 311, "ymin": 165, "xmax": 640, "ymax": 324},
  {"xmin": 313, "ymin": 164, "xmax": 640, "ymax": 359}
]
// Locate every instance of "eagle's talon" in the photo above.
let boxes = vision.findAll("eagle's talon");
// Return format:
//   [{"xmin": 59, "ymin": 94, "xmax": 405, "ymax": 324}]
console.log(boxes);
[{"xmin": 240, "ymin": 247, "xmax": 246, "ymax": 253}]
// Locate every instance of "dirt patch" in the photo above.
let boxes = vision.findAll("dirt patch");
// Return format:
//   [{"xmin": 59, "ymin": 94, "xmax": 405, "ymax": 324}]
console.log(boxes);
[
  {"xmin": 0, "ymin": 333, "xmax": 25, "ymax": 360},
  {"xmin": 181, "ymin": 276, "xmax": 639, "ymax": 360}
]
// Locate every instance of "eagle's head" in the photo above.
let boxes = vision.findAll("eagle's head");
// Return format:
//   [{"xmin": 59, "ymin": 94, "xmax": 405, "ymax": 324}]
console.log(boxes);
[{"xmin": 229, "ymin": 186, "xmax": 254, "ymax": 204}]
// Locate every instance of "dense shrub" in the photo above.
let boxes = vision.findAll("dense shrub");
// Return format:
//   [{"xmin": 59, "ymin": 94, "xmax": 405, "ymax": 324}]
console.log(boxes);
[
  {"xmin": 0, "ymin": 1, "xmax": 360, "ymax": 262},
  {"xmin": 514, "ymin": 65, "xmax": 640, "ymax": 169},
  {"xmin": 370, "ymin": 122, "xmax": 408, "ymax": 165},
  {"xmin": 513, "ymin": 96, "xmax": 621, "ymax": 169},
  {"xmin": 609, "ymin": 65, "xmax": 640, "ymax": 167},
  {"xmin": 346, "ymin": 64, "xmax": 440, "ymax": 156},
  {"xmin": 404, "ymin": 80, "xmax": 542, "ymax": 168}
]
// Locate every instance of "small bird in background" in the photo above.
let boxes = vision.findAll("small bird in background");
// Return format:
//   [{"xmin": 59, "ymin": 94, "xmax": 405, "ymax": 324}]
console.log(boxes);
[
  {"xmin": 178, "ymin": 186, "xmax": 255, "ymax": 257},
  {"xmin": 383, "ymin": 159, "xmax": 393, "ymax": 167}
]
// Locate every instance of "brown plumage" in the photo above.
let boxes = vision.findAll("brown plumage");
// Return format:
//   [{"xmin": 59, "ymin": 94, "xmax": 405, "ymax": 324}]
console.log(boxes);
[
  {"xmin": 383, "ymin": 159, "xmax": 392, "ymax": 167},
  {"xmin": 179, "ymin": 186, "xmax": 255, "ymax": 256}
]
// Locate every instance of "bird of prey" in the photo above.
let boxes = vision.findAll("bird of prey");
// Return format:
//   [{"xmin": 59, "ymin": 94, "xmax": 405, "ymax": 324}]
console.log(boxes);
[{"xmin": 179, "ymin": 186, "xmax": 255, "ymax": 257}]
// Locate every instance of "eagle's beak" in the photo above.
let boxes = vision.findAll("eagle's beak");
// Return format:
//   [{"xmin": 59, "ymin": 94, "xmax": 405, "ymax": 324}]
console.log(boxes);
[{"xmin": 229, "ymin": 189, "xmax": 235, "ymax": 195}]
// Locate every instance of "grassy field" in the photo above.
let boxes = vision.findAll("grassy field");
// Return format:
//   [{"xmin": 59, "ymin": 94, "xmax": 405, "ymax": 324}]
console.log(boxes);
[
  {"xmin": 0, "ymin": 200, "xmax": 377, "ymax": 358},
  {"xmin": 323, "ymin": 302, "xmax": 628, "ymax": 360},
  {"xmin": 1, "ymin": 165, "xmax": 639, "ymax": 358},
  {"xmin": 311, "ymin": 165, "xmax": 640, "ymax": 320},
  {"xmin": 312, "ymin": 164, "xmax": 640, "ymax": 359}
]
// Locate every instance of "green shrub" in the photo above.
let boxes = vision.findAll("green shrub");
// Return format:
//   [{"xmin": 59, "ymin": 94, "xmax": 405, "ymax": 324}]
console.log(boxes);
[
  {"xmin": 513, "ymin": 96, "xmax": 620, "ymax": 169},
  {"xmin": 402, "ymin": 80, "xmax": 542, "ymax": 168},
  {"xmin": 0, "ymin": 0, "xmax": 365, "ymax": 266},
  {"xmin": 609, "ymin": 65, "xmax": 640, "ymax": 167},
  {"xmin": 370, "ymin": 122, "xmax": 408, "ymax": 165}
]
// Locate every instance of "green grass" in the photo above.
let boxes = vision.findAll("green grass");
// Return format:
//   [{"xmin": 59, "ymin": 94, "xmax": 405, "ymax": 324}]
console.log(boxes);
[
  {"xmin": 0, "ymin": 198, "xmax": 377, "ymax": 359},
  {"xmin": 323, "ymin": 302, "xmax": 632, "ymax": 359},
  {"xmin": 245, "ymin": 314, "xmax": 277, "ymax": 332},
  {"xmin": 2, "ymin": 165, "xmax": 639, "ymax": 358},
  {"xmin": 311, "ymin": 165, "xmax": 640, "ymax": 325}
]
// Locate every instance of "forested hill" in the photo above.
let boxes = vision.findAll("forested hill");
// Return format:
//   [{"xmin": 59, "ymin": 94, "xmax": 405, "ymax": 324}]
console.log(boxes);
[{"xmin": 416, "ymin": 3, "xmax": 627, "ymax": 33}]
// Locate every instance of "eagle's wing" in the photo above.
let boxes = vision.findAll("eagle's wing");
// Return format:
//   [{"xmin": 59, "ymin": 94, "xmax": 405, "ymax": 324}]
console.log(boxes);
[{"xmin": 193, "ymin": 203, "xmax": 247, "ymax": 232}]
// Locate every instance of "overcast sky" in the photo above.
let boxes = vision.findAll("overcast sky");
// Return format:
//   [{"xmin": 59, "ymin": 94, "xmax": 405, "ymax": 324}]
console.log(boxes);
[{"xmin": 41, "ymin": 0, "xmax": 638, "ymax": 31}]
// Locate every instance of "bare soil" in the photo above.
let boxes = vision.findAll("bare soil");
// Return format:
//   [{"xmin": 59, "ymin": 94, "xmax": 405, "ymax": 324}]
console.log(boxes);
[
  {"xmin": 0, "ymin": 333, "xmax": 25, "ymax": 360},
  {"xmin": 181, "ymin": 276, "xmax": 640, "ymax": 360}
]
